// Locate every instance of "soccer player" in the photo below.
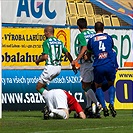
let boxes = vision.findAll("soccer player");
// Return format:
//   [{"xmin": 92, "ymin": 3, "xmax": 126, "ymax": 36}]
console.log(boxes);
[
  {"xmin": 87, "ymin": 22, "xmax": 117, "ymax": 117},
  {"xmin": 71, "ymin": 18, "xmax": 101, "ymax": 118},
  {"xmin": 42, "ymin": 89, "xmax": 86, "ymax": 119},
  {"xmin": 92, "ymin": 50, "xmax": 118, "ymax": 92},
  {"xmin": 35, "ymin": 26, "xmax": 77, "ymax": 96},
  {"xmin": 101, "ymin": 50, "xmax": 119, "ymax": 92}
]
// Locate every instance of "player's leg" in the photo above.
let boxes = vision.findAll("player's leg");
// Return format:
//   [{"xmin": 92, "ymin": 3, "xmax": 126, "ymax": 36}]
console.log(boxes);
[
  {"xmin": 106, "ymin": 65, "xmax": 117, "ymax": 117},
  {"xmin": 94, "ymin": 65, "xmax": 109, "ymax": 117},
  {"xmin": 80, "ymin": 63, "xmax": 100, "ymax": 109},
  {"xmin": 36, "ymin": 66, "xmax": 50, "ymax": 94},
  {"xmin": 108, "ymin": 84, "xmax": 117, "ymax": 117},
  {"xmin": 82, "ymin": 79, "xmax": 101, "ymax": 117},
  {"xmin": 95, "ymin": 82, "xmax": 109, "ymax": 117},
  {"xmin": 46, "ymin": 101, "xmax": 69, "ymax": 119},
  {"xmin": 36, "ymin": 82, "xmax": 46, "ymax": 94},
  {"xmin": 36, "ymin": 65, "xmax": 61, "ymax": 95},
  {"xmin": 84, "ymin": 91, "xmax": 95, "ymax": 118},
  {"xmin": 51, "ymin": 90, "xmax": 69, "ymax": 119},
  {"xmin": 51, "ymin": 108, "xmax": 68, "ymax": 119},
  {"xmin": 41, "ymin": 90, "xmax": 54, "ymax": 120},
  {"xmin": 82, "ymin": 82, "xmax": 99, "ymax": 106},
  {"xmin": 85, "ymin": 91, "xmax": 92, "ymax": 109},
  {"xmin": 46, "ymin": 96, "xmax": 69, "ymax": 119},
  {"xmin": 42, "ymin": 104, "xmax": 50, "ymax": 120},
  {"xmin": 102, "ymin": 79, "xmax": 109, "ymax": 92},
  {"xmin": 108, "ymin": 81, "xmax": 116, "ymax": 106}
]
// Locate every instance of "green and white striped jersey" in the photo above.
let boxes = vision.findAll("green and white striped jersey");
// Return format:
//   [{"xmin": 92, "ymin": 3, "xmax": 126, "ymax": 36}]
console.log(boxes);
[
  {"xmin": 42, "ymin": 37, "xmax": 68, "ymax": 65},
  {"xmin": 74, "ymin": 30, "xmax": 95, "ymax": 63}
]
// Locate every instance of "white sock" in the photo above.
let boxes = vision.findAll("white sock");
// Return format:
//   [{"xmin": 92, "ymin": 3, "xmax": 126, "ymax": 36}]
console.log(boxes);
[{"xmin": 52, "ymin": 109, "xmax": 67, "ymax": 119}]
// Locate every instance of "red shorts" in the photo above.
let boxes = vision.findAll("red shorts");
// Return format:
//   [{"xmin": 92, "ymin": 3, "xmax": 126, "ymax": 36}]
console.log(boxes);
[{"xmin": 64, "ymin": 91, "xmax": 83, "ymax": 114}]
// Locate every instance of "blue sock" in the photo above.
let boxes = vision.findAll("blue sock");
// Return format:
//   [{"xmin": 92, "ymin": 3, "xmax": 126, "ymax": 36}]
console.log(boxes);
[
  {"xmin": 108, "ymin": 85, "xmax": 116, "ymax": 105},
  {"xmin": 96, "ymin": 88, "xmax": 106, "ymax": 108}
]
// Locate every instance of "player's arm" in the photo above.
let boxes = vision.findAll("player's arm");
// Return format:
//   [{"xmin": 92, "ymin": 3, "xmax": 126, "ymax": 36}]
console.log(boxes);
[
  {"xmin": 75, "ymin": 46, "xmax": 87, "ymax": 62},
  {"xmin": 62, "ymin": 46, "xmax": 72, "ymax": 62},
  {"xmin": 65, "ymin": 51, "xmax": 73, "ymax": 63},
  {"xmin": 35, "ymin": 42, "xmax": 49, "ymax": 65},
  {"xmin": 72, "ymin": 34, "xmax": 87, "ymax": 65},
  {"xmin": 35, "ymin": 54, "xmax": 48, "ymax": 65},
  {"xmin": 86, "ymin": 38, "xmax": 93, "ymax": 61}
]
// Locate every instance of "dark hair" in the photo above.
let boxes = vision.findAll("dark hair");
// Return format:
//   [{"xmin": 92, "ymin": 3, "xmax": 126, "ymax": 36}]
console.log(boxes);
[
  {"xmin": 94, "ymin": 22, "xmax": 104, "ymax": 32},
  {"xmin": 77, "ymin": 18, "xmax": 87, "ymax": 29}
]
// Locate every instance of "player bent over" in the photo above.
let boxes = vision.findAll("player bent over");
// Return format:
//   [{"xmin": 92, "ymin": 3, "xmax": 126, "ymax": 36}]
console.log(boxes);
[{"xmin": 42, "ymin": 89, "xmax": 86, "ymax": 119}]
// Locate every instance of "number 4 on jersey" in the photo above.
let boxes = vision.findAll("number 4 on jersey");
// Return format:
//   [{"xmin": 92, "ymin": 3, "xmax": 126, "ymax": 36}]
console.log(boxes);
[{"xmin": 99, "ymin": 41, "xmax": 106, "ymax": 51}]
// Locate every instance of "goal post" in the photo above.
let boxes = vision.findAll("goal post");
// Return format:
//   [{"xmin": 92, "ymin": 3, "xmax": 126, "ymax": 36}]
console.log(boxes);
[{"xmin": 0, "ymin": 0, "xmax": 2, "ymax": 119}]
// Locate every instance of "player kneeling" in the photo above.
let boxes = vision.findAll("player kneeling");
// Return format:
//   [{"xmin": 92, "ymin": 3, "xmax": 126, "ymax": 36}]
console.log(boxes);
[{"xmin": 42, "ymin": 89, "xmax": 86, "ymax": 120}]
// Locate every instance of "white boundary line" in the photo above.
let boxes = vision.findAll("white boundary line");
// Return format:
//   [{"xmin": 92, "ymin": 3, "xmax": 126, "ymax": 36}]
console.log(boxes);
[{"xmin": 32, "ymin": 126, "xmax": 126, "ymax": 133}]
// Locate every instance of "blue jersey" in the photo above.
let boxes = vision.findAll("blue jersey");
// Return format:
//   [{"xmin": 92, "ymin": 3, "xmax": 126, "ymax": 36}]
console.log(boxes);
[{"xmin": 87, "ymin": 33, "xmax": 114, "ymax": 66}]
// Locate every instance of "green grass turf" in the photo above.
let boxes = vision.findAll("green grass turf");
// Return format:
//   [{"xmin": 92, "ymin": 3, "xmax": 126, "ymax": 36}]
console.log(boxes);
[{"xmin": 0, "ymin": 110, "xmax": 133, "ymax": 133}]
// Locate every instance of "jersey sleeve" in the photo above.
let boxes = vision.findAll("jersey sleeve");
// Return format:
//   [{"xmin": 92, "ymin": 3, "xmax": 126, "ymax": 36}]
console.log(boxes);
[
  {"xmin": 78, "ymin": 34, "xmax": 87, "ymax": 46},
  {"xmin": 42, "ymin": 41, "xmax": 49, "ymax": 55}
]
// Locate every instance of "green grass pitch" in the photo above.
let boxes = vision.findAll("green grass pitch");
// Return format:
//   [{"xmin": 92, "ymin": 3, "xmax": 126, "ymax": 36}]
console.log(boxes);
[{"xmin": 0, "ymin": 110, "xmax": 133, "ymax": 133}]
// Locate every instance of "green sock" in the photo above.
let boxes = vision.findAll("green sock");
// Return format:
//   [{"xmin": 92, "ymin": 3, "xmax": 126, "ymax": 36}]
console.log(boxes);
[{"xmin": 38, "ymin": 88, "xmax": 45, "ymax": 94}]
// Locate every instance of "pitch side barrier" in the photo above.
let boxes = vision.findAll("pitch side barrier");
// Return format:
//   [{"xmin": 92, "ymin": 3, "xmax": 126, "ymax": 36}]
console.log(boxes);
[{"xmin": 2, "ymin": 24, "xmax": 133, "ymax": 110}]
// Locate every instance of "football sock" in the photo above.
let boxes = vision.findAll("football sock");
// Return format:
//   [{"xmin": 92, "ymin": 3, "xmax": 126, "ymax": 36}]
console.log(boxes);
[
  {"xmin": 38, "ymin": 88, "xmax": 45, "ymax": 94},
  {"xmin": 96, "ymin": 88, "xmax": 106, "ymax": 108},
  {"xmin": 52, "ymin": 109, "xmax": 67, "ymax": 119},
  {"xmin": 108, "ymin": 85, "xmax": 116, "ymax": 105},
  {"xmin": 86, "ymin": 89, "xmax": 99, "ymax": 105},
  {"xmin": 85, "ymin": 92, "xmax": 92, "ymax": 108}
]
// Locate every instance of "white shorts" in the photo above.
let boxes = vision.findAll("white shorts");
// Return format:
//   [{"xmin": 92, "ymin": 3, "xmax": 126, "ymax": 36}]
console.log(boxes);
[
  {"xmin": 80, "ymin": 62, "xmax": 94, "ymax": 83},
  {"xmin": 38, "ymin": 65, "xmax": 61, "ymax": 84},
  {"xmin": 44, "ymin": 89, "xmax": 68, "ymax": 111}
]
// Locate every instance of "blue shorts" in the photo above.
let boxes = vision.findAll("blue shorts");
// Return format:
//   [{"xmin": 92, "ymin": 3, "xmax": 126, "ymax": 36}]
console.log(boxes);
[{"xmin": 93, "ymin": 62, "xmax": 116, "ymax": 84}]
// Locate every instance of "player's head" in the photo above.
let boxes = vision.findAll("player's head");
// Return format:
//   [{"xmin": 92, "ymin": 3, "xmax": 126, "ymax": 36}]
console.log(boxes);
[
  {"xmin": 77, "ymin": 18, "xmax": 87, "ymax": 31},
  {"xmin": 94, "ymin": 22, "xmax": 104, "ymax": 33},
  {"xmin": 44, "ymin": 25, "xmax": 54, "ymax": 38}
]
